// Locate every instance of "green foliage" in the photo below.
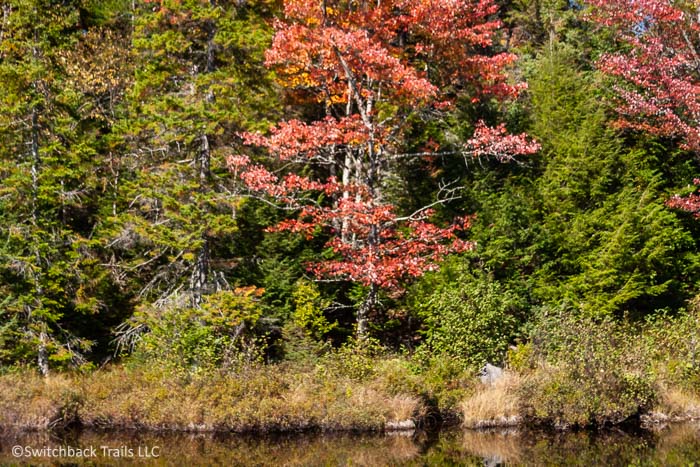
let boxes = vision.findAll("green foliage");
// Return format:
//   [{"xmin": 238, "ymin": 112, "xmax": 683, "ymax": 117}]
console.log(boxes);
[
  {"xmin": 0, "ymin": 0, "xmax": 699, "ymax": 398},
  {"xmin": 99, "ymin": 0, "xmax": 279, "ymax": 310},
  {"xmin": 316, "ymin": 338, "xmax": 386, "ymax": 382},
  {"xmin": 292, "ymin": 280, "xmax": 337, "ymax": 340},
  {"xmin": 411, "ymin": 265, "xmax": 524, "ymax": 370},
  {"xmin": 506, "ymin": 0, "xmax": 587, "ymax": 53},
  {"xmin": 639, "ymin": 300, "xmax": 700, "ymax": 392},
  {"xmin": 506, "ymin": 342, "xmax": 536, "ymax": 373},
  {"xmin": 526, "ymin": 47, "xmax": 696, "ymax": 317},
  {"xmin": 460, "ymin": 44, "xmax": 699, "ymax": 324},
  {"xmin": 278, "ymin": 322, "xmax": 331, "ymax": 365},
  {"xmin": 0, "ymin": 0, "xmax": 121, "ymax": 372},
  {"xmin": 128, "ymin": 287, "xmax": 267, "ymax": 375},
  {"xmin": 520, "ymin": 308, "xmax": 656, "ymax": 427}
]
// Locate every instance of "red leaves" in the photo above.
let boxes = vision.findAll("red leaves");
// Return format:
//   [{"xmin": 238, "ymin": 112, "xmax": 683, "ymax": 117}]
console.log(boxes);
[
  {"xmin": 667, "ymin": 192, "xmax": 700, "ymax": 217},
  {"xmin": 304, "ymin": 205, "xmax": 475, "ymax": 290},
  {"xmin": 242, "ymin": 116, "xmax": 371, "ymax": 161},
  {"xmin": 228, "ymin": 0, "xmax": 533, "ymax": 293},
  {"xmin": 466, "ymin": 121, "xmax": 541, "ymax": 161},
  {"xmin": 587, "ymin": 0, "xmax": 682, "ymax": 28},
  {"xmin": 239, "ymin": 165, "xmax": 280, "ymax": 195},
  {"xmin": 231, "ymin": 150, "xmax": 475, "ymax": 288},
  {"xmin": 268, "ymin": 0, "xmax": 523, "ymax": 108},
  {"xmin": 588, "ymin": 0, "xmax": 700, "ymax": 215},
  {"xmin": 668, "ymin": 179, "xmax": 700, "ymax": 218},
  {"xmin": 588, "ymin": 0, "xmax": 700, "ymax": 151}
]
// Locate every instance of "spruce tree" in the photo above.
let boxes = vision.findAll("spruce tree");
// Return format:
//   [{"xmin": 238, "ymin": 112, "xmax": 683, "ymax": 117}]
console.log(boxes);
[
  {"xmin": 0, "ymin": 0, "xmax": 105, "ymax": 373},
  {"xmin": 101, "ymin": 0, "xmax": 278, "ymax": 309}
]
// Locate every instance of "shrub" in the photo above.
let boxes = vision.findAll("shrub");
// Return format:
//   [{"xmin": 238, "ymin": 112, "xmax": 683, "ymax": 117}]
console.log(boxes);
[
  {"xmin": 640, "ymin": 301, "xmax": 700, "ymax": 393},
  {"xmin": 291, "ymin": 279, "xmax": 337, "ymax": 340},
  {"xmin": 124, "ymin": 288, "xmax": 267, "ymax": 374},
  {"xmin": 316, "ymin": 338, "xmax": 384, "ymax": 381},
  {"xmin": 414, "ymin": 269, "xmax": 524, "ymax": 371},
  {"xmin": 519, "ymin": 309, "xmax": 656, "ymax": 428}
]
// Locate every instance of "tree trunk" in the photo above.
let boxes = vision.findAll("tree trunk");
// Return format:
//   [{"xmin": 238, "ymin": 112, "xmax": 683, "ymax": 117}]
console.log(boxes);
[
  {"xmin": 190, "ymin": 239, "xmax": 209, "ymax": 308},
  {"xmin": 200, "ymin": 133, "xmax": 211, "ymax": 184},
  {"xmin": 37, "ymin": 330, "xmax": 49, "ymax": 377},
  {"xmin": 189, "ymin": 28, "xmax": 216, "ymax": 309},
  {"xmin": 30, "ymin": 108, "xmax": 49, "ymax": 376},
  {"xmin": 357, "ymin": 282, "xmax": 377, "ymax": 341}
]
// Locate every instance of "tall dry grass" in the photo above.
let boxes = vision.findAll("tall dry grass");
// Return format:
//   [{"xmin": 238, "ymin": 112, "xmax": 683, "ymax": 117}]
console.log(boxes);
[
  {"xmin": 460, "ymin": 373, "xmax": 521, "ymax": 429},
  {"xmin": 0, "ymin": 372, "xmax": 81, "ymax": 432},
  {"xmin": 649, "ymin": 385, "xmax": 700, "ymax": 422}
]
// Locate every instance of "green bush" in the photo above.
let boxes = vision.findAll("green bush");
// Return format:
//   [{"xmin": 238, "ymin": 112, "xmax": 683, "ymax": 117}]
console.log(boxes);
[
  {"xmin": 413, "ymin": 269, "xmax": 524, "ymax": 371},
  {"xmin": 640, "ymin": 301, "xmax": 700, "ymax": 392},
  {"xmin": 291, "ymin": 279, "xmax": 337, "ymax": 340},
  {"xmin": 125, "ymin": 288, "xmax": 267, "ymax": 374},
  {"xmin": 519, "ymin": 309, "xmax": 656, "ymax": 428},
  {"xmin": 316, "ymin": 338, "xmax": 384, "ymax": 381}
]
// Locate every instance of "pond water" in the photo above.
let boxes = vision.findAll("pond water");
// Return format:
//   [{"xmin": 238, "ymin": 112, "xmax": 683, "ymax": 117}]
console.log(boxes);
[{"xmin": 1, "ymin": 423, "xmax": 700, "ymax": 466}]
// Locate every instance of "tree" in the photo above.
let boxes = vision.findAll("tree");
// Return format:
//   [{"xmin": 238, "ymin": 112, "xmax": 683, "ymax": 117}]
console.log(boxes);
[
  {"xmin": 461, "ymin": 44, "xmax": 697, "ymax": 320},
  {"xmin": 0, "ymin": 0, "xmax": 106, "ymax": 374},
  {"xmin": 233, "ymin": 0, "xmax": 539, "ymax": 340},
  {"xmin": 587, "ymin": 0, "xmax": 700, "ymax": 214},
  {"xmin": 102, "ymin": 0, "xmax": 278, "ymax": 310}
]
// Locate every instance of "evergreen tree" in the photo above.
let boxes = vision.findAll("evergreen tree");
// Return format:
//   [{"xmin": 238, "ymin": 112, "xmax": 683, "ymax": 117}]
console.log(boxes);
[
  {"xmin": 464, "ymin": 46, "xmax": 698, "ymax": 319},
  {"xmin": 102, "ymin": 0, "xmax": 278, "ymax": 309},
  {"xmin": 0, "ymin": 0, "xmax": 105, "ymax": 373}
]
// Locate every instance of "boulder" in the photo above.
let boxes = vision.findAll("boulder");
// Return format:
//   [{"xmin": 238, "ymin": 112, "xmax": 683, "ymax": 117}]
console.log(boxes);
[{"xmin": 479, "ymin": 363, "xmax": 504, "ymax": 385}]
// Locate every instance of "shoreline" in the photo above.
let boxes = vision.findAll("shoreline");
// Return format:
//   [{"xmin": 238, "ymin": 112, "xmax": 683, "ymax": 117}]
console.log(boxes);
[
  {"xmin": 2, "ymin": 368, "xmax": 699, "ymax": 437},
  {"xmin": 2, "ymin": 413, "xmax": 700, "ymax": 438}
]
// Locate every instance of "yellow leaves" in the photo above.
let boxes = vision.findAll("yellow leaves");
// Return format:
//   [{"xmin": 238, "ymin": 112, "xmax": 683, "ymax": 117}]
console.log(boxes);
[
  {"xmin": 200, "ymin": 287, "xmax": 265, "ymax": 329},
  {"xmin": 276, "ymin": 64, "xmax": 318, "ymax": 88},
  {"xmin": 58, "ymin": 28, "xmax": 132, "ymax": 110},
  {"xmin": 182, "ymin": 252, "xmax": 195, "ymax": 262},
  {"xmin": 304, "ymin": 12, "xmax": 322, "ymax": 27},
  {"xmin": 319, "ymin": 93, "xmax": 349, "ymax": 105}
]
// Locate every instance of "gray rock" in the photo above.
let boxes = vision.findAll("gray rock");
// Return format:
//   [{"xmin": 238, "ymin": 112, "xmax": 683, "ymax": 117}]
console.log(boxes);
[
  {"xmin": 479, "ymin": 363, "xmax": 504, "ymax": 385},
  {"xmin": 385, "ymin": 419, "xmax": 416, "ymax": 431}
]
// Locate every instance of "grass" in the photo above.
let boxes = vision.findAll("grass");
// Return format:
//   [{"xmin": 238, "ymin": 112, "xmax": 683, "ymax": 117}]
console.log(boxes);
[
  {"xmin": 6, "ymin": 308, "xmax": 700, "ymax": 434},
  {"xmin": 460, "ymin": 370, "xmax": 700, "ymax": 431},
  {"xmin": 0, "ymin": 355, "xmax": 470, "ymax": 434},
  {"xmin": 0, "ymin": 372, "xmax": 81, "ymax": 432},
  {"xmin": 647, "ymin": 386, "xmax": 700, "ymax": 423},
  {"xmin": 460, "ymin": 373, "xmax": 521, "ymax": 428},
  {"xmin": 77, "ymin": 365, "xmax": 420, "ymax": 432}
]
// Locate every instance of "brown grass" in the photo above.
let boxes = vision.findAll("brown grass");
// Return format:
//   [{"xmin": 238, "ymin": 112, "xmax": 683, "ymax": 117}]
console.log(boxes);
[
  {"xmin": 0, "ymin": 363, "xmax": 426, "ymax": 434},
  {"xmin": 460, "ymin": 373, "xmax": 521, "ymax": 429},
  {"xmin": 0, "ymin": 372, "xmax": 81, "ymax": 432},
  {"xmin": 649, "ymin": 385, "xmax": 700, "ymax": 422}
]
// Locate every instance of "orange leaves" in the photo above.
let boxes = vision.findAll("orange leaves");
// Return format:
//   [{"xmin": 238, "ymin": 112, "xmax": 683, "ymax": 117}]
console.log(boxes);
[
  {"xmin": 242, "ymin": 116, "xmax": 372, "ymax": 161},
  {"xmin": 267, "ymin": 0, "xmax": 516, "ymax": 109}
]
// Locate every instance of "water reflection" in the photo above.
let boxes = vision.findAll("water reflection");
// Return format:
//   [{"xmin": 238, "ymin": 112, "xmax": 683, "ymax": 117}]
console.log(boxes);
[{"xmin": 0, "ymin": 423, "xmax": 699, "ymax": 466}]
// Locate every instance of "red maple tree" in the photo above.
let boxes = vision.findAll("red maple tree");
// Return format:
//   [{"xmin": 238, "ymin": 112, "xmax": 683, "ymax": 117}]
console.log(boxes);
[
  {"xmin": 231, "ymin": 0, "xmax": 539, "ymax": 339},
  {"xmin": 588, "ymin": 0, "xmax": 700, "ymax": 215}
]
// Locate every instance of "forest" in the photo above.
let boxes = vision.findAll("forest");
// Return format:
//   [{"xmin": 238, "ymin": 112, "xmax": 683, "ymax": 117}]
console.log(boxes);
[{"xmin": 2, "ymin": 0, "xmax": 700, "ymax": 432}]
